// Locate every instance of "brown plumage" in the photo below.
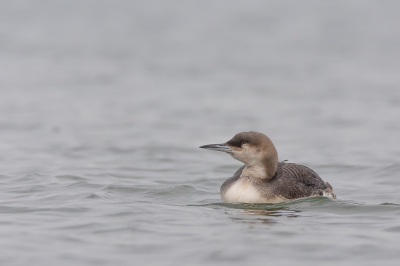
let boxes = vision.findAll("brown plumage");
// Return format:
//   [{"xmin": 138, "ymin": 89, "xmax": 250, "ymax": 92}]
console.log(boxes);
[{"xmin": 200, "ymin": 131, "xmax": 336, "ymax": 203}]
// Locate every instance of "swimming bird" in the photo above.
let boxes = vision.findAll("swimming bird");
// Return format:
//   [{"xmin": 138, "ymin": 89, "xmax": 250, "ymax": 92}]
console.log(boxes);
[{"xmin": 200, "ymin": 131, "xmax": 336, "ymax": 203}]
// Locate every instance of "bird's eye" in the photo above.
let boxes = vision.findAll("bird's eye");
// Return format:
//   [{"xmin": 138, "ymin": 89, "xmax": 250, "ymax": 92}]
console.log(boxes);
[{"xmin": 241, "ymin": 141, "xmax": 247, "ymax": 145}]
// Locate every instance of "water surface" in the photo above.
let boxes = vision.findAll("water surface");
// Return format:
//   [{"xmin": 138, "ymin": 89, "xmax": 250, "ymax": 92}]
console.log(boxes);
[{"xmin": 1, "ymin": 1, "xmax": 400, "ymax": 265}]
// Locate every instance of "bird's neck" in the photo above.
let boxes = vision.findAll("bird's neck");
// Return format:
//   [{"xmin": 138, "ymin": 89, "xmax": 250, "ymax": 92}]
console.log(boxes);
[{"xmin": 241, "ymin": 164, "xmax": 275, "ymax": 180}]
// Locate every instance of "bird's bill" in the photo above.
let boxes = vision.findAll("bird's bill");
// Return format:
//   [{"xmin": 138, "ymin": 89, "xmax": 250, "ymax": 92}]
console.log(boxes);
[{"xmin": 199, "ymin": 144, "xmax": 233, "ymax": 152}]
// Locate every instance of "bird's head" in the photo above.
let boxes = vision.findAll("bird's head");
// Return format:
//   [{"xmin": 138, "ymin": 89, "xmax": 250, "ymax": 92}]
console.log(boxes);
[{"xmin": 200, "ymin": 131, "xmax": 278, "ymax": 171}]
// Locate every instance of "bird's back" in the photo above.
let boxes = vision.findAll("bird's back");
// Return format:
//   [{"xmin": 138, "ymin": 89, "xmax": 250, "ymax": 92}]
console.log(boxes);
[
  {"xmin": 268, "ymin": 162, "xmax": 336, "ymax": 199},
  {"xmin": 220, "ymin": 162, "xmax": 336, "ymax": 203}
]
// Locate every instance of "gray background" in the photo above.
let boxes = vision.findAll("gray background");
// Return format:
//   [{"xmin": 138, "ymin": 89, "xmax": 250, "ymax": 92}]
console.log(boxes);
[{"xmin": 1, "ymin": 1, "xmax": 400, "ymax": 265}]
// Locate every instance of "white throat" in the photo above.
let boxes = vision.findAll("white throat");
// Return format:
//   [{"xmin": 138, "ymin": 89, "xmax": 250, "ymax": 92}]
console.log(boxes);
[{"xmin": 240, "ymin": 165, "xmax": 269, "ymax": 179}]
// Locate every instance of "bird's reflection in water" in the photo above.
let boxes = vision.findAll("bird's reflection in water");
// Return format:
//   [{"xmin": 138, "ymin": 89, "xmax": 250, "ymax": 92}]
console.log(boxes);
[{"xmin": 227, "ymin": 208, "xmax": 301, "ymax": 225}]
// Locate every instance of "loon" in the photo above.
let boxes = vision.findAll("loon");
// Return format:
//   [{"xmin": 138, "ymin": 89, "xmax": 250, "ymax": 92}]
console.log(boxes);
[{"xmin": 200, "ymin": 131, "xmax": 336, "ymax": 203}]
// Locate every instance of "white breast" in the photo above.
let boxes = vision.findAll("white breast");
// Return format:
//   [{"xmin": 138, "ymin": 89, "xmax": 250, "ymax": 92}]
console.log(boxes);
[{"xmin": 221, "ymin": 179, "xmax": 288, "ymax": 204}]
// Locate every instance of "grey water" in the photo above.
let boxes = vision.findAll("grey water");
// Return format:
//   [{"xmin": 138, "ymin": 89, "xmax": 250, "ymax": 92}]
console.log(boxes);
[{"xmin": 1, "ymin": 1, "xmax": 400, "ymax": 265}]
